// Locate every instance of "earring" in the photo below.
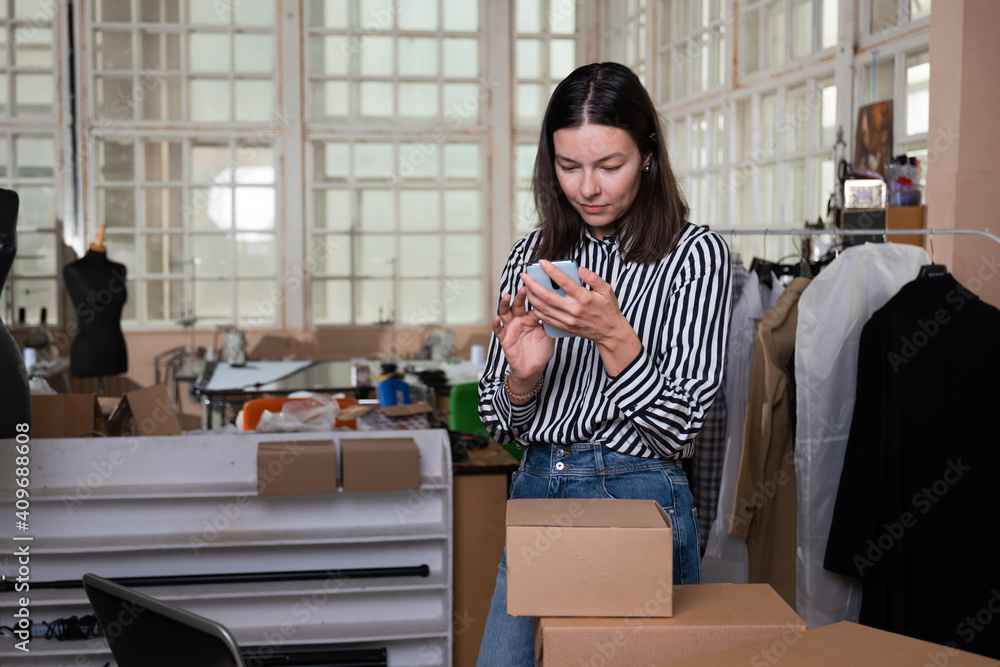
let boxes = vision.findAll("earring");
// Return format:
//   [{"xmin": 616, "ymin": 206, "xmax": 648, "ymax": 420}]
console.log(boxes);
[{"xmin": 643, "ymin": 164, "xmax": 650, "ymax": 173}]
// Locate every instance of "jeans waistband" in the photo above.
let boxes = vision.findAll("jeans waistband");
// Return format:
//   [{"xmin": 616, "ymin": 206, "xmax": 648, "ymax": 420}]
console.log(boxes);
[{"xmin": 520, "ymin": 443, "xmax": 682, "ymax": 476}]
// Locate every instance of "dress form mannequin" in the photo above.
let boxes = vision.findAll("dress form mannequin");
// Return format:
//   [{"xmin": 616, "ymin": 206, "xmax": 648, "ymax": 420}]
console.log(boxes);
[
  {"xmin": 63, "ymin": 226, "xmax": 129, "ymax": 384},
  {"xmin": 0, "ymin": 188, "xmax": 32, "ymax": 437}
]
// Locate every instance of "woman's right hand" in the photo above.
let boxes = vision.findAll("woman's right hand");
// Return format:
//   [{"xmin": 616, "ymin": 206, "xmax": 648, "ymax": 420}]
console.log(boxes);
[{"xmin": 492, "ymin": 286, "xmax": 554, "ymax": 388}]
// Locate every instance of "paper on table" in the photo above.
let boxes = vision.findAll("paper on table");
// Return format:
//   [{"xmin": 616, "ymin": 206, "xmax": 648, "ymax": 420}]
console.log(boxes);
[{"xmin": 203, "ymin": 360, "xmax": 313, "ymax": 391}]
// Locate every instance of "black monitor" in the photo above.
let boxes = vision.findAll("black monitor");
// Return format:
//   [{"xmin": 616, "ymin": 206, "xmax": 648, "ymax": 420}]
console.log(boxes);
[{"xmin": 82, "ymin": 573, "xmax": 244, "ymax": 667}]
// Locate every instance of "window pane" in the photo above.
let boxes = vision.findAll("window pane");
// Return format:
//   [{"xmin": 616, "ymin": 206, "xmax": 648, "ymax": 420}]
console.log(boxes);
[
  {"xmin": 189, "ymin": 79, "xmax": 231, "ymax": 121},
  {"xmin": 359, "ymin": 190, "xmax": 395, "ymax": 231},
  {"xmin": 191, "ymin": 187, "xmax": 231, "ymax": 229},
  {"xmin": 189, "ymin": 33, "xmax": 230, "ymax": 72},
  {"xmin": 13, "ymin": 232, "xmax": 56, "ymax": 275},
  {"xmin": 14, "ymin": 26, "xmax": 53, "ymax": 67},
  {"xmin": 871, "ymin": 0, "xmax": 898, "ymax": 32},
  {"xmin": 761, "ymin": 92, "xmax": 777, "ymax": 157},
  {"xmin": 308, "ymin": 0, "xmax": 349, "ymax": 28},
  {"xmin": 743, "ymin": 8, "xmax": 759, "ymax": 75},
  {"xmin": 359, "ymin": 36, "xmax": 393, "ymax": 76},
  {"xmin": 791, "ymin": 0, "xmax": 811, "ymax": 59},
  {"xmin": 315, "ymin": 142, "xmax": 350, "ymax": 182},
  {"xmin": 818, "ymin": 157, "xmax": 835, "ymax": 219},
  {"xmin": 194, "ymin": 280, "xmax": 234, "ymax": 321},
  {"xmin": 444, "ymin": 143, "xmax": 478, "ymax": 181},
  {"xmin": 443, "ymin": 83, "xmax": 480, "ymax": 126},
  {"xmin": 190, "ymin": 140, "xmax": 230, "ymax": 182},
  {"xmin": 444, "ymin": 190, "xmax": 479, "ymax": 230},
  {"xmin": 191, "ymin": 234, "xmax": 232, "ymax": 275},
  {"xmin": 398, "ymin": 0, "xmax": 437, "ymax": 30},
  {"xmin": 189, "ymin": 1, "xmax": 228, "ymax": 24},
  {"xmin": 357, "ymin": 236, "xmax": 396, "ymax": 276},
  {"xmin": 311, "ymin": 35, "xmax": 350, "ymax": 75},
  {"xmin": 821, "ymin": 0, "xmax": 838, "ymax": 48},
  {"xmin": 399, "ymin": 142, "xmax": 438, "ymax": 181},
  {"xmin": 237, "ymin": 232, "xmax": 276, "ymax": 275},
  {"xmin": 145, "ymin": 233, "xmax": 185, "ymax": 274},
  {"xmin": 95, "ymin": 30, "xmax": 133, "ymax": 70},
  {"xmin": 819, "ymin": 78, "xmax": 837, "ymax": 148},
  {"xmin": 235, "ymin": 80, "xmax": 274, "ymax": 122},
  {"xmin": 861, "ymin": 58, "xmax": 894, "ymax": 104},
  {"xmin": 443, "ymin": 38, "xmax": 478, "ymax": 78},
  {"xmin": 98, "ymin": 187, "xmax": 136, "ymax": 228},
  {"xmin": 550, "ymin": 39, "xmax": 575, "ymax": 79},
  {"xmin": 141, "ymin": 0, "xmax": 180, "ymax": 23},
  {"xmin": 358, "ymin": 81, "xmax": 393, "ymax": 121},
  {"xmin": 310, "ymin": 81, "xmax": 349, "ymax": 122},
  {"xmin": 234, "ymin": 34, "xmax": 273, "ymax": 73},
  {"xmin": 143, "ymin": 139, "xmax": 183, "ymax": 182},
  {"xmin": 785, "ymin": 85, "xmax": 808, "ymax": 153},
  {"xmin": 550, "ymin": 0, "xmax": 575, "ymax": 33},
  {"xmin": 105, "ymin": 233, "xmax": 137, "ymax": 273},
  {"xmin": 398, "ymin": 37, "xmax": 438, "ymax": 76},
  {"xmin": 671, "ymin": 117, "xmax": 688, "ymax": 172},
  {"xmin": 314, "ymin": 190, "xmax": 351, "ymax": 231},
  {"xmin": 444, "ymin": 234, "xmax": 480, "ymax": 276},
  {"xmin": 312, "ymin": 279, "xmax": 352, "ymax": 324},
  {"xmin": 517, "ymin": 39, "xmax": 542, "ymax": 79},
  {"xmin": 17, "ymin": 186, "xmax": 55, "ymax": 229},
  {"xmin": 784, "ymin": 159, "xmax": 806, "ymax": 225},
  {"xmin": 235, "ymin": 143, "xmax": 274, "ymax": 181},
  {"xmin": 517, "ymin": 0, "xmax": 541, "ymax": 33},
  {"xmin": 144, "ymin": 280, "xmax": 184, "ymax": 322},
  {"xmin": 399, "ymin": 234, "xmax": 440, "ymax": 276},
  {"xmin": 737, "ymin": 99, "xmax": 752, "ymax": 161},
  {"xmin": 516, "ymin": 83, "xmax": 543, "ymax": 125},
  {"xmin": 354, "ymin": 143, "xmax": 394, "ymax": 179},
  {"xmin": 235, "ymin": 187, "xmax": 275, "ymax": 230},
  {"xmin": 313, "ymin": 234, "xmax": 351, "ymax": 275},
  {"xmin": 673, "ymin": 45, "xmax": 688, "ymax": 98},
  {"xmin": 399, "ymin": 190, "xmax": 440, "ymax": 231},
  {"xmin": 760, "ymin": 164, "xmax": 775, "ymax": 225},
  {"xmin": 906, "ymin": 51, "xmax": 930, "ymax": 136},
  {"xmin": 765, "ymin": 0, "xmax": 785, "ymax": 68},
  {"xmin": 398, "ymin": 82, "xmax": 438, "ymax": 121},
  {"xmin": 141, "ymin": 31, "xmax": 180, "ymax": 70},
  {"xmin": 234, "ymin": 0, "xmax": 273, "ymax": 26},
  {"xmin": 96, "ymin": 0, "xmax": 131, "ymax": 22},
  {"xmin": 444, "ymin": 277, "xmax": 481, "ymax": 325},
  {"xmin": 443, "ymin": 0, "xmax": 478, "ymax": 31},
  {"xmin": 13, "ymin": 279, "xmax": 57, "ymax": 326},
  {"xmin": 14, "ymin": 73, "xmax": 53, "ymax": 117},
  {"xmin": 143, "ymin": 187, "xmax": 183, "ymax": 228},
  {"xmin": 910, "ymin": 0, "xmax": 931, "ymax": 21},
  {"xmin": 141, "ymin": 75, "xmax": 183, "ymax": 120},
  {"xmin": 400, "ymin": 279, "xmax": 440, "ymax": 324},
  {"xmin": 237, "ymin": 280, "xmax": 278, "ymax": 322}
]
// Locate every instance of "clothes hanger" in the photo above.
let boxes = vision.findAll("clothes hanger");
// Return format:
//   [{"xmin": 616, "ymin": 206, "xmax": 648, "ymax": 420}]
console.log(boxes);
[{"xmin": 917, "ymin": 228, "xmax": 948, "ymax": 278}]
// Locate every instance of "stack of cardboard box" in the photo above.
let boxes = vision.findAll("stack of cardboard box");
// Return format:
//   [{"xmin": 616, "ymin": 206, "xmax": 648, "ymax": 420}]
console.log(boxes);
[{"xmin": 507, "ymin": 498, "xmax": 999, "ymax": 666}]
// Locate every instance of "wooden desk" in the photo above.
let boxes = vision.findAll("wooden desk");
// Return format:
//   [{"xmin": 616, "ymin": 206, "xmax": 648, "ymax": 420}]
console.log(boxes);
[{"xmin": 452, "ymin": 440, "xmax": 519, "ymax": 667}]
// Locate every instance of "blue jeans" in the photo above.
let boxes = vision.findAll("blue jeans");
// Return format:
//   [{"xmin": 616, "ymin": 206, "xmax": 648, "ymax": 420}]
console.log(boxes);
[{"xmin": 476, "ymin": 444, "xmax": 702, "ymax": 667}]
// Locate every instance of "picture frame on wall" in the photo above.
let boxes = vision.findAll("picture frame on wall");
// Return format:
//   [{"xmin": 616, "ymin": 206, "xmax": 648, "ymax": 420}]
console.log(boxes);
[{"xmin": 854, "ymin": 100, "xmax": 894, "ymax": 179}]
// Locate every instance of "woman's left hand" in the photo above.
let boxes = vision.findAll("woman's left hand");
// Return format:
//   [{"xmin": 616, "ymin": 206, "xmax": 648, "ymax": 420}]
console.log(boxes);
[{"xmin": 522, "ymin": 260, "xmax": 642, "ymax": 375}]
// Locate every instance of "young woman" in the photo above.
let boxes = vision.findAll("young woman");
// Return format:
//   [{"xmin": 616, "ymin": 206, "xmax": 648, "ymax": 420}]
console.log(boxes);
[{"xmin": 476, "ymin": 62, "xmax": 733, "ymax": 666}]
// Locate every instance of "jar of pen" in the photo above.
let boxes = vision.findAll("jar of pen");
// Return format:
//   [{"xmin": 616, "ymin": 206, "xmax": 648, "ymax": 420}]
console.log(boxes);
[{"xmin": 886, "ymin": 155, "xmax": 922, "ymax": 207}]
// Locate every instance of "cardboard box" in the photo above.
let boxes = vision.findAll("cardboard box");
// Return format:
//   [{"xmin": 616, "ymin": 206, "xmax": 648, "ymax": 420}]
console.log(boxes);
[
  {"xmin": 29, "ymin": 394, "xmax": 108, "ymax": 438},
  {"xmin": 257, "ymin": 439, "xmax": 337, "ymax": 496},
  {"xmin": 666, "ymin": 621, "xmax": 1000, "ymax": 666},
  {"xmin": 535, "ymin": 584, "xmax": 807, "ymax": 666},
  {"xmin": 506, "ymin": 498, "xmax": 673, "ymax": 618},
  {"xmin": 886, "ymin": 204, "xmax": 925, "ymax": 247},
  {"xmin": 340, "ymin": 437, "xmax": 421, "ymax": 493},
  {"xmin": 105, "ymin": 385, "xmax": 182, "ymax": 436},
  {"xmin": 336, "ymin": 401, "xmax": 434, "ymax": 431}
]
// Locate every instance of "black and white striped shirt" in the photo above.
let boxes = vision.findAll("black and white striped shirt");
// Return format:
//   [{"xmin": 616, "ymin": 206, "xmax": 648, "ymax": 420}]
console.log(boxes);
[{"xmin": 479, "ymin": 222, "xmax": 733, "ymax": 459}]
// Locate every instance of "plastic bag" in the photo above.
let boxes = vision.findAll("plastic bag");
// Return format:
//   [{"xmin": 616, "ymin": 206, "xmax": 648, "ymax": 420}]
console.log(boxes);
[{"xmin": 255, "ymin": 394, "xmax": 340, "ymax": 433}]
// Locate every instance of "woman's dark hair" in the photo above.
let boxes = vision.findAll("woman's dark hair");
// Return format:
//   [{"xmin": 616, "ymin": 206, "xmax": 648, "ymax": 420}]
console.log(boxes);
[{"xmin": 530, "ymin": 62, "xmax": 688, "ymax": 264}]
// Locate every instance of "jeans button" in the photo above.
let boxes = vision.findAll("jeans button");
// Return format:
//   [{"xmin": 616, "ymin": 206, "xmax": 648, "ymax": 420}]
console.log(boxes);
[
  {"xmin": 556, "ymin": 449, "xmax": 566, "ymax": 456},
  {"xmin": 555, "ymin": 461, "xmax": 565, "ymax": 471}
]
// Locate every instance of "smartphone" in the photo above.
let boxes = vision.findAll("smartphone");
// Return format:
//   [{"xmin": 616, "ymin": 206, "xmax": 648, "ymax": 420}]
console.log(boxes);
[{"xmin": 525, "ymin": 260, "xmax": 582, "ymax": 338}]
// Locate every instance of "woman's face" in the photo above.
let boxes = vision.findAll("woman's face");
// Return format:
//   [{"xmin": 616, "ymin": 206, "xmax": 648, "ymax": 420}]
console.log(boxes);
[{"xmin": 552, "ymin": 123, "xmax": 649, "ymax": 238}]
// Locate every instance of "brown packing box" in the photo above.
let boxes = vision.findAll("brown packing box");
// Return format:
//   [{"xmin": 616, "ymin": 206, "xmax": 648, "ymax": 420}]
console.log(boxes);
[
  {"xmin": 535, "ymin": 584, "xmax": 807, "ymax": 667},
  {"xmin": 29, "ymin": 394, "xmax": 108, "ymax": 438},
  {"xmin": 886, "ymin": 204, "xmax": 925, "ymax": 247},
  {"xmin": 105, "ymin": 385, "xmax": 183, "ymax": 436},
  {"xmin": 506, "ymin": 498, "xmax": 673, "ymax": 618},
  {"xmin": 340, "ymin": 437, "xmax": 421, "ymax": 493},
  {"xmin": 667, "ymin": 621, "xmax": 1000, "ymax": 667},
  {"xmin": 257, "ymin": 439, "xmax": 337, "ymax": 496}
]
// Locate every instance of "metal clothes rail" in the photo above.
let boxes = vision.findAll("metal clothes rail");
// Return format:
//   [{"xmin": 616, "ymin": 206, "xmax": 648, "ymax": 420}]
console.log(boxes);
[{"xmin": 710, "ymin": 226, "xmax": 1000, "ymax": 246}]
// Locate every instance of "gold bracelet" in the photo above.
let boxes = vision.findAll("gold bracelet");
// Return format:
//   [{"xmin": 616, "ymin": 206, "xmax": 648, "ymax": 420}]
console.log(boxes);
[{"xmin": 504, "ymin": 372, "xmax": 544, "ymax": 403}]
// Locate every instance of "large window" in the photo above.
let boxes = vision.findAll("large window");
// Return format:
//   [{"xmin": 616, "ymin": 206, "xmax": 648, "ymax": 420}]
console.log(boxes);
[
  {"xmin": 84, "ymin": 0, "xmax": 279, "ymax": 327},
  {"xmin": 0, "ymin": 0, "xmax": 68, "ymax": 328}
]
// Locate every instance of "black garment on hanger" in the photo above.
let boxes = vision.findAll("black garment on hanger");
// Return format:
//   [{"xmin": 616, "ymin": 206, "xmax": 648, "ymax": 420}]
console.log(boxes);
[
  {"xmin": 64, "ymin": 250, "xmax": 129, "ymax": 378},
  {"xmin": 824, "ymin": 272, "xmax": 1000, "ymax": 659},
  {"xmin": 0, "ymin": 188, "xmax": 30, "ymax": 437}
]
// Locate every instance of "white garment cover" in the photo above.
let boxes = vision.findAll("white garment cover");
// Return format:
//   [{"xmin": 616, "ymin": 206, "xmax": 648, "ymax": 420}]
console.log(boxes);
[
  {"xmin": 794, "ymin": 242, "xmax": 929, "ymax": 627},
  {"xmin": 701, "ymin": 271, "xmax": 769, "ymax": 582}
]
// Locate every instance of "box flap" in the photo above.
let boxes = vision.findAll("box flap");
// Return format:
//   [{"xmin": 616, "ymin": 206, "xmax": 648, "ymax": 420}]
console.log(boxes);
[
  {"xmin": 507, "ymin": 498, "xmax": 670, "ymax": 529},
  {"xmin": 336, "ymin": 404, "xmax": 378, "ymax": 420},
  {"xmin": 107, "ymin": 385, "xmax": 182, "ymax": 436}
]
